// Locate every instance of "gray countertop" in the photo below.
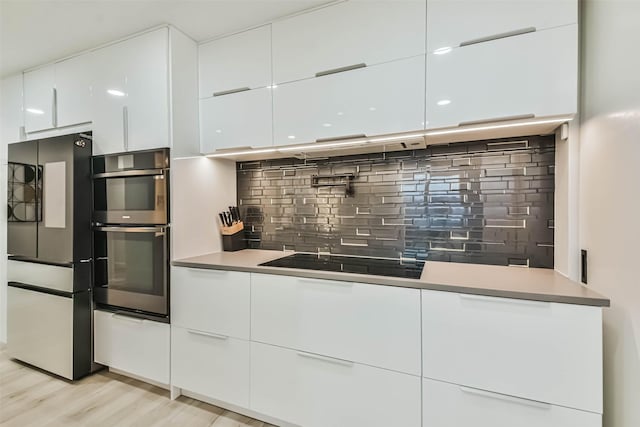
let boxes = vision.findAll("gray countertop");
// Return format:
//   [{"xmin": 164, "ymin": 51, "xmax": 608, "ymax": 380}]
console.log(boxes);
[{"xmin": 172, "ymin": 249, "xmax": 610, "ymax": 307}]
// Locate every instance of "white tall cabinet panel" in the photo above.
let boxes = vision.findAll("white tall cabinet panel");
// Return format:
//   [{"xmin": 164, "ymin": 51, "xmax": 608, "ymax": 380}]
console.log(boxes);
[
  {"xmin": 426, "ymin": 25, "xmax": 578, "ymax": 129},
  {"xmin": 200, "ymin": 88, "xmax": 272, "ymax": 152},
  {"xmin": 421, "ymin": 289, "xmax": 603, "ymax": 413},
  {"xmin": 92, "ymin": 28, "xmax": 169, "ymax": 155},
  {"xmin": 272, "ymin": 0, "xmax": 426, "ymax": 83},
  {"xmin": 422, "ymin": 378, "xmax": 601, "ymax": 427},
  {"xmin": 55, "ymin": 54, "xmax": 93, "ymax": 128},
  {"xmin": 23, "ymin": 66, "xmax": 55, "ymax": 133},
  {"xmin": 273, "ymin": 56, "xmax": 425, "ymax": 146},
  {"xmin": 426, "ymin": 0, "xmax": 577, "ymax": 51},
  {"xmin": 250, "ymin": 342, "xmax": 421, "ymax": 427},
  {"xmin": 198, "ymin": 25, "xmax": 272, "ymax": 98}
]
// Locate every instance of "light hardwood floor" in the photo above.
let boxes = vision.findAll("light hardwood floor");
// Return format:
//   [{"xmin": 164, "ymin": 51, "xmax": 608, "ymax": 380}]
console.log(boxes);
[{"xmin": 0, "ymin": 348, "xmax": 277, "ymax": 427}]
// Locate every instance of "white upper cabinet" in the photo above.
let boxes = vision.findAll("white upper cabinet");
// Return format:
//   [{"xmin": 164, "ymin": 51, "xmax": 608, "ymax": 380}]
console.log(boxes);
[
  {"xmin": 122, "ymin": 28, "xmax": 169, "ymax": 152},
  {"xmin": 0, "ymin": 74, "xmax": 24, "ymax": 144},
  {"xmin": 200, "ymin": 87, "xmax": 273, "ymax": 152},
  {"xmin": 198, "ymin": 25, "xmax": 272, "ymax": 98},
  {"xmin": 24, "ymin": 54, "xmax": 93, "ymax": 133},
  {"xmin": 23, "ymin": 65, "xmax": 55, "ymax": 133},
  {"xmin": 274, "ymin": 55, "xmax": 425, "ymax": 146},
  {"xmin": 272, "ymin": 0, "xmax": 426, "ymax": 84},
  {"xmin": 92, "ymin": 28, "xmax": 170, "ymax": 154},
  {"xmin": 426, "ymin": 0, "xmax": 577, "ymax": 52},
  {"xmin": 55, "ymin": 54, "xmax": 93, "ymax": 128},
  {"xmin": 199, "ymin": 26, "xmax": 273, "ymax": 152},
  {"xmin": 426, "ymin": 25, "xmax": 578, "ymax": 129}
]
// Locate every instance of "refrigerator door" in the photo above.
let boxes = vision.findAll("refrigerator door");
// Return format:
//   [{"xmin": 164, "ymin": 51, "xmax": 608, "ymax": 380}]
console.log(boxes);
[
  {"xmin": 37, "ymin": 134, "xmax": 92, "ymax": 265},
  {"xmin": 8, "ymin": 259, "xmax": 74, "ymax": 293},
  {"xmin": 7, "ymin": 140, "xmax": 39, "ymax": 259},
  {"xmin": 7, "ymin": 285, "xmax": 74, "ymax": 379}
]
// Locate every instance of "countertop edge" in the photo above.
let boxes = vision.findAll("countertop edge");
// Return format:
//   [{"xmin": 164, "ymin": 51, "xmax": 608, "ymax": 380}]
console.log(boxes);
[{"xmin": 171, "ymin": 259, "xmax": 611, "ymax": 308}]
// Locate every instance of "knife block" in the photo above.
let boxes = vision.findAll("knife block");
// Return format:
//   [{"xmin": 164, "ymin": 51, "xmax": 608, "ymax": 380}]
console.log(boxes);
[{"xmin": 221, "ymin": 221, "xmax": 246, "ymax": 251}]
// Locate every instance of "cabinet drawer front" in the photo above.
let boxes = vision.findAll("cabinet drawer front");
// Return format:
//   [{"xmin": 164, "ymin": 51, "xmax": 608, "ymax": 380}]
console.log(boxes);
[
  {"xmin": 273, "ymin": 56, "xmax": 425, "ymax": 147},
  {"xmin": 171, "ymin": 326, "xmax": 250, "ymax": 408},
  {"xmin": 199, "ymin": 25, "xmax": 272, "ymax": 98},
  {"xmin": 94, "ymin": 310, "xmax": 170, "ymax": 384},
  {"xmin": 251, "ymin": 273, "xmax": 421, "ymax": 375},
  {"xmin": 199, "ymin": 88, "xmax": 273, "ymax": 153},
  {"xmin": 8, "ymin": 286, "xmax": 73, "ymax": 379},
  {"xmin": 427, "ymin": 0, "xmax": 577, "ymax": 51},
  {"xmin": 8, "ymin": 260, "xmax": 73, "ymax": 293},
  {"xmin": 272, "ymin": 0, "xmax": 425, "ymax": 84},
  {"xmin": 251, "ymin": 342, "xmax": 421, "ymax": 427},
  {"xmin": 426, "ymin": 25, "xmax": 577, "ymax": 129},
  {"xmin": 423, "ymin": 378, "xmax": 601, "ymax": 427},
  {"xmin": 421, "ymin": 290, "xmax": 602, "ymax": 413},
  {"xmin": 171, "ymin": 267, "xmax": 250, "ymax": 339}
]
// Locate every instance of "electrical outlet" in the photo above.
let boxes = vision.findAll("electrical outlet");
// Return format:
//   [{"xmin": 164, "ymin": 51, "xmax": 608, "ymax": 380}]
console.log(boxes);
[{"xmin": 581, "ymin": 250, "xmax": 588, "ymax": 284}]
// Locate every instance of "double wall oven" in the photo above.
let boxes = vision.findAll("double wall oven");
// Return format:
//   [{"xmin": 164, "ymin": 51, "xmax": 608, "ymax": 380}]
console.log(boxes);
[{"xmin": 92, "ymin": 149, "xmax": 170, "ymax": 322}]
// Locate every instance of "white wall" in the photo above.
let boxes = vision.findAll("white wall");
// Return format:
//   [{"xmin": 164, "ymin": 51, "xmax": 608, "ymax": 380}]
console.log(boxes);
[
  {"xmin": 171, "ymin": 157, "xmax": 237, "ymax": 260},
  {"xmin": 580, "ymin": 1, "xmax": 640, "ymax": 426}
]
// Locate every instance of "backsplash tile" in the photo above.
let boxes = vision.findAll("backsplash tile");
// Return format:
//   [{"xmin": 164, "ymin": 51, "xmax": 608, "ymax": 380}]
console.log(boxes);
[{"xmin": 237, "ymin": 135, "xmax": 555, "ymax": 268}]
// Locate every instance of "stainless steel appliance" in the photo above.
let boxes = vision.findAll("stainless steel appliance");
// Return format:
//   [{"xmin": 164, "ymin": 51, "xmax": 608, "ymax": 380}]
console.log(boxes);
[
  {"xmin": 92, "ymin": 149, "xmax": 170, "ymax": 322},
  {"xmin": 92, "ymin": 148, "xmax": 169, "ymax": 225},
  {"xmin": 6, "ymin": 133, "xmax": 94, "ymax": 380}
]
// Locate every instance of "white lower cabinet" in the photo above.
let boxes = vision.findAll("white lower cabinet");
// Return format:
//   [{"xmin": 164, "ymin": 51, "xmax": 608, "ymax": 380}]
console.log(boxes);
[
  {"xmin": 171, "ymin": 326, "xmax": 250, "ymax": 408},
  {"xmin": 422, "ymin": 378, "xmax": 601, "ymax": 427},
  {"xmin": 421, "ymin": 290, "xmax": 602, "ymax": 413},
  {"xmin": 250, "ymin": 342, "xmax": 421, "ymax": 427},
  {"xmin": 251, "ymin": 273, "xmax": 421, "ymax": 375},
  {"xmin": 94, "ymin": 310, "xmax": 170, "ymax": 384}
]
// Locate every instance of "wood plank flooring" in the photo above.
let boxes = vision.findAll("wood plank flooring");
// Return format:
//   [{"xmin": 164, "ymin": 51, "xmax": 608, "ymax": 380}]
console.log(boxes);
[{"xmin": 0, "ymin": 348, "xmax": 277, "ymax": 427}]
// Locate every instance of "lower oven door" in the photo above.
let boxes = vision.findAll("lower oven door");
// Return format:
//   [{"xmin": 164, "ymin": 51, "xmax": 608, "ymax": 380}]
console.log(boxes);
[{"xmin": 94, "ymin": 226, "xmax": 169, "ymax": 317}]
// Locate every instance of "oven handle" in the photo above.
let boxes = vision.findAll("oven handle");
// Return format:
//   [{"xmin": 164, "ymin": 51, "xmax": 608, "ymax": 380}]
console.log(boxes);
[
  {"xmin": 95, "ymin": 226, "xmax": 166, "ymax": 233},
  {"xmin": 93, "ymin": 169, "xmax": 166, "ymax": 179}
]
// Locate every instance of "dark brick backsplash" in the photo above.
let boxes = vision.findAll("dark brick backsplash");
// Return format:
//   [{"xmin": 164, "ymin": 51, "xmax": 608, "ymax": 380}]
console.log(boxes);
[{"xmin": 237, "ymin": 135, "xmax": 555, "ymax": 268}]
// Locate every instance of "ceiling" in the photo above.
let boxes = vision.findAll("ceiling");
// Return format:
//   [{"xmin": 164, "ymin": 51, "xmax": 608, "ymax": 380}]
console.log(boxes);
[{"xmin": 0, "ymin": 0, "xmax": 334, "ymax": 78}]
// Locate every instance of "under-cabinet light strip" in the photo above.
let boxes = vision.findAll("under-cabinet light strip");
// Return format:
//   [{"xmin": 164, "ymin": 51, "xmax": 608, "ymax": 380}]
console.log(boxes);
[{"xmin": 203, "ymin": 116, "xmax": 572, "ymax": 158}]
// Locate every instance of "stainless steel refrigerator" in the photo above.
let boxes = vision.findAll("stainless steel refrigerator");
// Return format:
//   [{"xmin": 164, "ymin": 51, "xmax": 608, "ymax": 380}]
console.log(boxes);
[{"xmin": 6, "ymin": 133, "xmax": 94, "ymax": 380}]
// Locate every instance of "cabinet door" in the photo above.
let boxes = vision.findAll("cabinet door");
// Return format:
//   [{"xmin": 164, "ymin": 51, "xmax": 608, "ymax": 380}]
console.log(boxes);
[
  {"xmin": 426, "ymin": 25, "xmax": 578, "ymax": 129},
  {"xmin": 171, "ymin": 267, "xmax": 250, "ymax": 339},
  {"xmin": 55, "ymin": 54, "xmax": 92, "ymax": 128},
  {"xmin": 423, "ymin": 378, "xmax": 601, "ymax": 427},
  {"xmin": 94, "ymin": 310, "xmax": 170, "ymax": 384},
  {"xmin": 23, "ymin": 65, "xmax": 55, "ymax": 133},
  {"xmin": 427, "ymin": 0, "xmax": 577, "ymax": 51},
  {"xmin": 250, "ymin": 342, "xmax": 421, "ymax": 427},
  {"xmin": 251, "ymin": 273, "xmax": 421, "ymax": 375},
  {"xmin": 199, "ymin": 25, "xmax": 271, "ymax": 98},
  {"xmin": 91, "ymin": 45, "xmax": 127, "ymax": 155},
  {"xmin": 123, "ymin": 28, "xmax": 170, "ymax": 152},
  {"xmin": 273, "ymin": 56, "xmax": 425, "ymax": 146},
  {"xmin": 200, "ymin": 88, "xmax": 272, "ymax": 152},
  {"xmin": 272, "ymin": 0, "xmax": 425, "ymax": 83},
  {"xmin": 421, "ymin": 290, "xmax": 603, "ymax": 413},
  {"xmin": 172, "ymin": 326, "xmax": 250, "ymax": 408},
  {"xmin": 0, "ymin": 74, "xmax": 24, "ymax": 144}
]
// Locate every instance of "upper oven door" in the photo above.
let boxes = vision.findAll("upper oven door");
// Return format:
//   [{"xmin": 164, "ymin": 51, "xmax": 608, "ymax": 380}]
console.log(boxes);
[{"xmin": 93, "ymin": 149, "xmax": 169, "ymax": 225}]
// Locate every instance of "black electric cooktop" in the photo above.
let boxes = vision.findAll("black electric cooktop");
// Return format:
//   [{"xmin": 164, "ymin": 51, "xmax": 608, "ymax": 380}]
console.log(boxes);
[{"xmin": 259, "ymin": 253, "xmax": 425, "ymax": 280}]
